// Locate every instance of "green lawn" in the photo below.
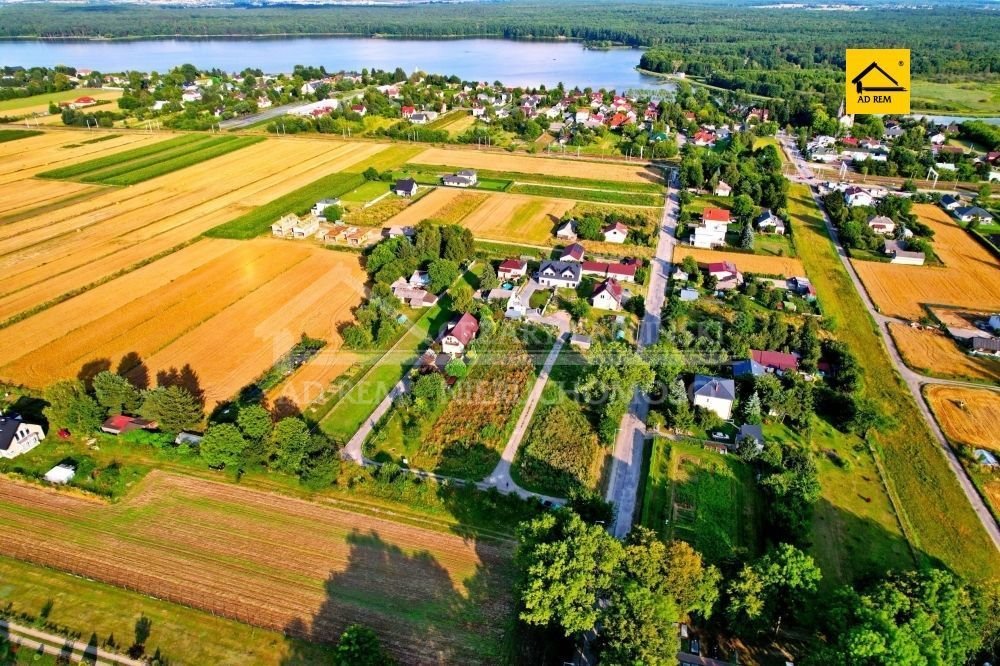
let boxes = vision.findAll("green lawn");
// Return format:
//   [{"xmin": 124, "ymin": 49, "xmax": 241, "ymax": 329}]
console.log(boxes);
[
  {"xmin": 787, "ymin": 181, "xmax": 1000, "ymax": 581},
  {"xmin": 910, "ymin": 79, "xmax": 1000, "ymax": 116},
  {"xmin": 0, "ymin": 88, "xmax": 108, "ymax": 111},
  {"xmin": 340, "ymin": 179, "xmax": 391, "ymax": 203},
  {"xmin": 0, "ymin": 556, "xmax": 332, "ymax": 666},
  {"xmin": 0, "ymin": 129, "xmax": 43, "ymax": 143},
  {"xmin": 639, "ymin": 439, "xmax": 759, "ymax": 565}
]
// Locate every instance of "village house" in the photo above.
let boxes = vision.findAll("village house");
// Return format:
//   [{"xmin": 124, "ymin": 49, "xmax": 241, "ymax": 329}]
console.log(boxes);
[
  {"xmin": 940, "ymin": 194, "xmax": 962, "ymax": 211},
  {"xmin": 0, "ymin": 415, "xmax": 45, "ymax": 460},
  {"xmin": 749, "ymin": 349, "xmax": 800, "ymax": 374},
  {"xmin": 383, "ymin": 225, "xmax": 416, "ymax": 239},
  {"xmin": 537, "ymin": 260, "xmax": 582, "ymax": 289},
  {"xmin": 706, "ymin": 261, "xmax": 743, "ymax": 290},
  {"xmin": 100, "ymin": 415, "xmax": 156, "ymax": 436},
  {"xmin": 394, "ymin": 178, "xmax": 419, "ymax": 198},
  {"xmin": 350, "ymin": 104, "xmax": 367, "ymax": 116},
  {"xmin": 884, "ymin": 239, "xmax": 926, "ymax": 266},
  {"xmin": 271, "ymin": 213, "xmax": 320, "ymax": 239},
  {"xmin": 844, "ymin": 186, "xmax": 875, "ymax": 207},
  {"xmin": 311, "ymin": 198, "xmax": 341, "ymax": 219},
  {"xmin": 788, "ymin": 276, "xmax": 817, "ymax": 300},
  {"xmin": 497, "ymin": 259, "xmax": 528, "ymax": 280},
  {"xmin": 971, "ymin": 337, "xmax": 1000, "ymax": 357},
  {"xmin": 555, "ymin": 220, "xmax": 578, "ymax": 241},
  {"xmin": 401, "ymin": 105, "xmax": 416, "ymax": 118},
  {"xmin": 691, "ymin": 207, "xmax": 731, "ymax": 249},
  {"xmin": 442, "ymin": 170, "xmax": 478, "ymax": 188},
  {"xmin": 755, "ymin": 210, "xmax": 786, "ymax": 235},
  {"xmin": 441, "ymin": 313, "xmax": 480, "ymax": 356},
  {"xmin": 581, "ymin": 260, "xmax": 638, "ymax": 283},
  {"xmin": 390, "ymin": 278, "xmax": 439, "ymax": 308},
  {"xmin": 591, "ymin": 278, "xmax": 624, "ymax": 310},
  {"xmin": 955, "ymin": 206, "xmax": 994, "ymax": 224},
  {"xmin": 867, "ymin": 215, "xmax": 896, "ymax": 235},
  {"xmin": 714, "ymin": 181, "xmax": 732, "ymax": 197},
  {"xmin": 689, "ymin": 375, "xmax": 736, "ymax": 420},
  {"xmin": 692, "ymin": 130, "xmax": 716, "ymax": 147},
  {"xmin": 560, "ymin": 243, "xmax": 586, "ymax": 262}
]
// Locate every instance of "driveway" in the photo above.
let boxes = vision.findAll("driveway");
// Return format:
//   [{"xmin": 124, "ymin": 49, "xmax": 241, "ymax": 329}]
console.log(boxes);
[
  {"xmin": 605, "ymin": 168, "xmax": 679, "ymax": 538},
  {"xmin": 780, "ymin": 135, "xmax": 1000, "ymax": 547}
]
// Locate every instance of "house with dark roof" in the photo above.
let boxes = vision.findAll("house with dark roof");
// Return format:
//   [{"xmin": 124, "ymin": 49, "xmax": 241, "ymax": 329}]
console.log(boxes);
[
  {"xmin": 560, "ymin": 243, "xmax": 586, "ymax": 262},
  {"xmin": 689, "ymin": 375, "xmax": 736, "ymax": 420},
  {"xmin": 442, "ymin": 170, "xmax": 478, "ymax": 188},
  {"xmin": 955, "ymin": 206, "xmax": 993, "ymax": 224},
  {"xmin": 971, "ymin": 337, "xmax": 1000, "ymax": 357},
  {"xmin": 537, "ymin": 260, "xmax": 582, "ymax": 288},
  {"xmin": 755, "ymin": 210, "xmax": 785, "ymax": 235},
  {"xmin": 732, "ymin": 358, "xmax": 766, "ymax": 378},
  {"xmin": 0, "ymin": 415, "xmax": 45, "ymax": 459},
  {"xmin": 737, "ymin": 423, "xmax": 765, "ymax": 452},
  {"xmin": 394, "ymin": 178, "xmax": 418, "ymax": 197},
  {"xmin": 441, "ymin": 313, "xmax": 480, "ymax": 356},
  {"xmin": 555, "ymin": 219, "xmax": 578, "ymax": 241},
  {"xmin": 884, "ymin": 239, "xmax": 925, "ymax": 265},
  {"xmin": 591, "ymin": 278, "xmax": 624, "ymax": 310},
  {"xmin": 940, "ymin": 194, "xmax": 962, "ymax": 211}
]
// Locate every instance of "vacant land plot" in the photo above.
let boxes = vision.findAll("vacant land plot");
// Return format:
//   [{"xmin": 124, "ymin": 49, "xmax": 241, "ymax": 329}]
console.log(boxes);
[
  {"xmin": 380, "ymin": 187, "xmax": 467, "ymax": 228},
  {"xmin": 673, "ymin": 247, "xmax": 806, "ymax": 277},
  {"xmin": 889, "ymin": 323, "xmax": 1000, "ymax": 383},
  {"xmin": 459, "ymin": 193, "xmax": 574, "ymax": 245},
  {"xmin": 267, "ymin": 348, "xmax": 361, "ymax": 409},
  {"xmin": 410, "ymin": 147, "xmax": 661, "ymax": 184},
  {"xmin": 0, "ymin": 88, "xmax": 122, "ymax": 116},
  {"xmin": 424, "ymin": 190, "xmax": 490, "ymax": 225},
  {"xmin": 925, "ymin": 385, "xmax": 1000, "ymax": 451},
  {"xmin": 0, "ymin": 240, "xmax": 366, "ymax": 406},
  {"xmin": 508, "ymin": 183, "xmax": 664, "ymax": 206},
  {"xmin": 440, "ymin": 113, "xmax": 477, "ymax": 136},
  {"xmin": 911, "ymin": 79, "xmax": 1000, "ymax": 116},
  {"xmin": 788, "ymin": 182, "xmax": 1000, "ymax": 581},
  {"xmin": 853, "ymin": 205, "xmax": 1000, "ymax": 320},
  {"xmin": 0, "ymin": 472, "xmax": 514, "ymax": 665},
  {"xmin": 0, "ymin": 132, "xmax": 167, "ymax": 185}
]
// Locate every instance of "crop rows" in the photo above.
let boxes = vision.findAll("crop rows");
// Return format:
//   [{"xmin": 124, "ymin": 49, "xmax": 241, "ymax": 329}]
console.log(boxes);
[
  {"xmin": 37, "ymin": 134, "xmax": 205, "ymax": 179},
  {"xmin": 0, "ymin": 129, "xmax": 43, "ymax": 144},
  {"xmin": 100, "ymin": 136, "xmax": 264, "ymax": 185}
]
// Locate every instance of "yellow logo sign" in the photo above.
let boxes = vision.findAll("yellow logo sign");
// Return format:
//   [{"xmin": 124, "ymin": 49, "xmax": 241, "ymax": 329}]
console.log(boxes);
[{"xmin": 845, "ymin": 49, "xmax": 910, "ymax": 114}]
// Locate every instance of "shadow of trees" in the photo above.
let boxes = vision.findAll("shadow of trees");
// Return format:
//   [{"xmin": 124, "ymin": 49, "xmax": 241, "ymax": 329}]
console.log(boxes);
[{"xmin": 280, "ymin": 528, "xmax": 513, "ymax": 665}]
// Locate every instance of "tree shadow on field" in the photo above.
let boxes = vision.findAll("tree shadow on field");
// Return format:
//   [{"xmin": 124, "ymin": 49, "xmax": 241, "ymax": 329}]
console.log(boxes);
[
  {"xmin": 155, "ymin": 364, "xmax": 205, "ymax": 407},
  {"xmin": 77, "ymin": 358, "xmax": 111, "ymax": 391},
  {"xmin": 279, "ymin": 528, "xmax": 512, "ymax": 666},
  {"xmin": 270, "ymin": 396, "xmax": 302, "ymax": 422},
  {"xmin": 116, "ymin": 352, "xmax": 150, "ymax": 390}
]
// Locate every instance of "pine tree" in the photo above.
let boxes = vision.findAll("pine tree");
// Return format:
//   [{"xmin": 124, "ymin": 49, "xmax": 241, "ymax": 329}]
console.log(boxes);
[
  {"xmin": 744, "ymin": 391, "xmax": 763, "ymax": 424},
  {"xmin": 740, "ymin": 223, "xmax": 755, "ymax": 250}
]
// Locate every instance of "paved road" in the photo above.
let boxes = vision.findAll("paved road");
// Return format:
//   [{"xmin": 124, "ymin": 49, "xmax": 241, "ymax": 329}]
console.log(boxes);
[
  {"xmin": 342, "ymin": 376, "xmax": 409, "ymax": 464},
  {"xmin": 605, "ymin": 168, "xmax": 679, "ymax": 538},
  {"xmin": 1, "ymin": 619, "xmax": 145, "ymax": 666},
  {"xmin": 483, "ymin": 331, "xmax": 568, "ymax": 493},
  {"xmin": 780, "ymin": 135, "xmax": 1000, "ymax": 548}
]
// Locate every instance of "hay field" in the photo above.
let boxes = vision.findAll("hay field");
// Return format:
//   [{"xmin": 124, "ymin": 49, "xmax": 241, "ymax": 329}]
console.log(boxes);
[
  {"xmin": 853, "ymin": 204, "xmax": 1000, "ymax": 320},
  {"xmin": 889, "ymin": 323, "xmax": 1000, "ymax": 383},
  {"xmin": 672, "ymin": 247, "xmax": 806, "ymax": 277},
  {"xmin": 441, "ymin": 113, "xmax": 477, "ymax": 136},
  {"xmin": 380, "ymin": 187, "xmax": 467, "ymax": 227},
  {"xmin": 410, "ymin": 147, "xmax": 661, "ymax": 184},
  {"xmin": 0, "ymin": 239, "xmax": 365, "ymax": 406},
  {"xmin": 0, "ymin": 471, "xmax": 514, "ymax": 665},
  {"xmin": 925, "ymin": 385, "xmax": 1000, "ymax": 450},
  {"xmin": 0, "ymin": 131, "xmax": 167, "ymax": 184},
  {"xmin": 0, "ymin": 138, "xmax": 379, "ymax": 324},
  {"xmin": 460, "ymin": 193, "xmax": 574, "ymax": 245}
]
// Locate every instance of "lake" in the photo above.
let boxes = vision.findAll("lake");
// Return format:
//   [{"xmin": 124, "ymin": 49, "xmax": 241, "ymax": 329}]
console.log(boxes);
[{"xmin": 0, "ymin": 37, "xmax": 676, "ymax": 92}]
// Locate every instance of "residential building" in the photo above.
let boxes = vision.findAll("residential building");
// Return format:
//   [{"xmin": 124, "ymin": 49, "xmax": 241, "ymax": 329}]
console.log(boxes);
[
  {"xmin": 555, "ymin": 219, "xmax": 578, "ymax": 241},
  {"xmin": 844, "ymin": 186, "xmax": 875, "ymax": 207},
  {"xmin": 570, "ymin": 334, "xmax": 592, "ymax": 350},
  {"xmin": 602, "ymin": 222, "xmax": 628, "ymax": 244},
  {"xmin": 955, "ymin": 206, "xmax": 993, "ymax": 224},
  {"xmin": 750, "ymin": 349, "xmax": 800, "ymax": 374},
  {"xmin": 689, "ymin": 375, "xmax": 736, "ymax": 420},
  {"xmin": 537, "ymin": 260, "xmax": 582, "ymax": 288},
  {"xmin": 311, "ymin": 198, "xmax": 341, "ymax": 218},
  {"xmin": 442, "ymin": 170, "xmax": 478, "ymax": 188},
  {"xmin": 714, "ymin": 181, "xmax": 732, "ymax": 197},
  {"xmin": 867, "ymin": 215, "xmax": 896, "ymax": 235},
  {"xmin": 560, "ymin": 243, "xmax": 586, "ymax": 262},
  {"xmin": 591, "ymin": 278, "xmax": 624, "ymax": 310},
  {"xmin": 940, "ymin": 194, "xmax": 962, "ymax": 211},
  {"xmin": 581, "ymin": 260, "xmax": 638, "ymax": 283},
  {"xmin": 441, "ymin": 313, "xmax": 480, "ymax": 355},
  {"xmin": 0, "ymin": 416, "xmax": 45, "ymax": 459},
  {"xmin": 755, "ymin": 210, "xmax": 785, "ymax": 235},
  {"xmin": 691, "ymin": 207, "xmax": 731, "ymax": 249},
  {"xmin": 394, "ymin": 178, "xmax": 419, "ymax": 197},
  {"xmin": 271, "ymin": 213, "xmax": 319, "ymax": 239},
  {"xmin": 679, "ymin": 287, "xmax": 699, "ymax": 302},
  {"xmin": 390, "ymin": 278, "xmax": 439, "ymax": 308},
  {"xmin": 971, "ymin": 337, "xmax": 1000, "ymax": 357},
  {"xmin": 497, "ymin": 259, "xmax": 528, "ymax": 280},
  {"xmin": 988, "ymin": 314, "xmax": 1000, "ymax": 333},
  {"xmin": 707, "ymin": 261, "xmax": 743, "ymax": 290},
  {"xmin": 884, "ymin": 239, "xmax": 926, "ymax": 266},
  {"xmin": 788, "ymin": 276, "xmax": 817, "ymax": 300}
]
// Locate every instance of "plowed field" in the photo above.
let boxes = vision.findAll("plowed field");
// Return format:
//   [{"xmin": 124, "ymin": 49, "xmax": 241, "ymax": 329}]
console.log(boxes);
[{"xmin": 0, "ymin": 472, "xmax": 514, "ymax": 664}]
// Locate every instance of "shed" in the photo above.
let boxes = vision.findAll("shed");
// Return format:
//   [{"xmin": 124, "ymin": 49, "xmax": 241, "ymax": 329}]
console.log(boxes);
[{"xmin": 44, "ymin": 464, "xmax": 76, "ymax": 485}]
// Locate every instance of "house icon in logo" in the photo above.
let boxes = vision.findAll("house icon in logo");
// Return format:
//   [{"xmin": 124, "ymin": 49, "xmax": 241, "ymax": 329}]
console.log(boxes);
[{"xmin": 851, "ymin": 62, "xmax": 907, "ymax": 94}]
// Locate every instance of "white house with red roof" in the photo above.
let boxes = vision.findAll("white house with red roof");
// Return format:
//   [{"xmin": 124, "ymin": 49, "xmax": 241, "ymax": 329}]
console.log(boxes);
[
  {"xmin": 602, "ymin": 222, "xmax": 628, "ymax": 244},
  {"xmin": 560, "ymin": 243, "xmax": 586, "ymax": 262},
  {"xmin": 497, "ymin": 259, "xmax": 528, "ymax": 280},
  {"xmin": 844, "ymin": 186, "xmax": 875, "ymax": 207},
  {"xmin": 401, "ymin": 105, "xmax": 416, "ymax": 118},
  {"xmin": 692, "ymin": 130, "xmax": 716, "ymax": 147},
  {"xmin": 350, "ymin": 104, "xmax": 367, "ymax": 116},
  {"xmin": 441, "ymin": 313, "xmax": 480, "ymax": 356},
  {"xmin": 691, "ymin": 207, "xmax": 731, "ymax": 249},
  {"xmin": 581, "ymin": 260, "xmax": 638, "ymax": 283},
  {"xmin": 707, "ymin": 261, "xmax": 743, "ymax": 290},
  {"xmin": 591, "ymin": 279, "xmax": 624, "ymax": 310}
]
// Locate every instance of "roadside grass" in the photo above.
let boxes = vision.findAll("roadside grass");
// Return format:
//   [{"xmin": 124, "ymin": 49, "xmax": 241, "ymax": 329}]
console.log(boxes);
[
  {"xmin": 205, "ymin": 172, "xmax": 365, "ymax": 239},
  {"xmin": 0, "ymin": 88, "xmax": 108, "ymax": 111},
  {"xmin": 36, "ymin": 134, "xmax": 204, "ymax": 180},
  {"xmin": 401, "ymin": 163, "xmax": 665, "ymax": 193},
  {"xmin": 787, "ymin": 181, "xmax": 1000, "ymax": 580},
  {"xmin": 0, "ymin": 555, "xmax": 331, "ymax": 666},
  {"xmin": 639, "ymin": 439, "xmax": 759, "ymax": 566},
  {"xmin": 0, "ymin": 129, "xmax": 43, "ymax": 143},
  {"xmin": 910, "ymin": 79, "xmax": 1000, "ymax": 116}
]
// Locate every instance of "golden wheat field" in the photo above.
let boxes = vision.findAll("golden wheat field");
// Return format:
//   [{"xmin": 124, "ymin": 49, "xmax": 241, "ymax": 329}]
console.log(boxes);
[
  {"xmin": 853, "ymin": 205, "xmax": 1000, "ymax": 320},
  {"xmin": 380, "ymin": 187, "xmax": 467, "ymax": 227},
  {"xmin": 0, "ymin": 131, "xmax": 166, "ymax": 185},
  {"xmin": 0, "ymin": 239, "xmax": 366, "ymax": 406},
  {"xmin": 925, "ymin": 385, "xmax": 1000, "ymax": 450},
  {"xmin": 672, "ymin": 247, "xmax": 807, "ymax": 277},
  {"xmin": 889, "ymin": 323, "xmax": 1000, "ymax": 383},
  {"xmin": 410, "ymin": 147, "xmax": 661, "ymax": 183},
  {"xmin": 459, "ymin": 193, "xmax": 574, "ymax": 245}
]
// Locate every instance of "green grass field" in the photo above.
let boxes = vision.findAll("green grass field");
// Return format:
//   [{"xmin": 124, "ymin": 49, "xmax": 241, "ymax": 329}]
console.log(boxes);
[
  {"xmin": 99, "ymin": 137, "xmax": 263, "ymax": 186},
  {"xmin": 0, "ymin": 556, "xmax": 332, "ymax": 666},
  {"xmin": 205, "ymin": 171, "xmax": 365, "ymax": 239},
  {"xmin": 0, "ymin": 129, "xmax": 43, "ymax": 143},
  {"xmin": 508, "ymin": 182, "xmax": 663, "ymax": 206},
  {"xmin": 340, "ymin": 179, "xmax": 391, "ymax": 203},
  {"xmin": 639, "ymin": 439, "xmax": 758, "ymax": 565},
  {"xmin": 0, "ymin": 88, "xmax": 109, "ymax": 112},
  {"xmin": 788, "ymin": 182, "xmax": 1000, "ymax": 581},
  {"xmin": 911, "ymin": 79, "xmax": 1000, "ymax": 116},
  {"xmin": 402, "ymin": 163, "xmax": 664, "ymax": 193}
]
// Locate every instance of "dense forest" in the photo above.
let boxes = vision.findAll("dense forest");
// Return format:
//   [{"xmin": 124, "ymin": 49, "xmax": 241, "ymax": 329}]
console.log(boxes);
[{"xmin": 0, "ymin": 1, "xmax": 998, "ymax": 80}]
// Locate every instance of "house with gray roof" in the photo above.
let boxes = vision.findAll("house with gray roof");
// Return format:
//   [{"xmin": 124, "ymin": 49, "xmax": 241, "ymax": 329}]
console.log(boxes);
[{"xmin": 689, "ymin": 375, "xmax": 736, "ymax": 420}]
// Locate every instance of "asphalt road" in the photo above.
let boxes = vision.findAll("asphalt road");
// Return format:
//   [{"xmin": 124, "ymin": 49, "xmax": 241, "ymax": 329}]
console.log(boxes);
[
  {"xmin": 780, "ymin": 135, "xmax": 1000, "ymax": 549},
  {"xmin": 605, "ymin": 168, "xmax": 678, "ymax": 538}
]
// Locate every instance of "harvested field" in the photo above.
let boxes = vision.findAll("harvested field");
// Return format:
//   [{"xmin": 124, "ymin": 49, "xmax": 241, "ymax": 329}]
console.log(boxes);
[
  {"xmin": 410, "ymin": 147, "xmax": 661, "ymax": 184},
  {"xmin": 888, "ymin": 323, "xmax": 1000, "ymax": 383},
  {"xmin": 853, "ymin": 204, "xmax": 1000, "ymax": 320},
  {"xmin": 0, "ymin": 240, "xmax": 366, "ymax": 407},
  {"xmin": 672, "ymin": 247, "xmax": 806, "ymax": 277},
  {"xmin": 441, "ymin": 113, "xmax": 477, "ymax": 136},
  {"xmin": 0, "ymin": 138, "xmax": 379, "ymax": 324},
  {"xmin": 380, "ymin": 187, "xmax": 468, "ymax": 227},
  {"xmin": 0, "ymin": 472, "xmax": 515, "ymax": 665},
  {"xmin": 0, "ymin": 178, "xmax": 94, "ymax": 217},
  {"xmin": 0, "ymin": 132, "xmax": 167, "ymax": 184},
  {"xmin": 925, "ymin": 385, "xmax": 1000, "ymax": 451},
  {"xmin": 267, "ymin": 348, "xmax": 360, "ymax": 409},
  {"xmin": 459, "ymin": 193, "xmax": 574, "ymax": 245}
]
